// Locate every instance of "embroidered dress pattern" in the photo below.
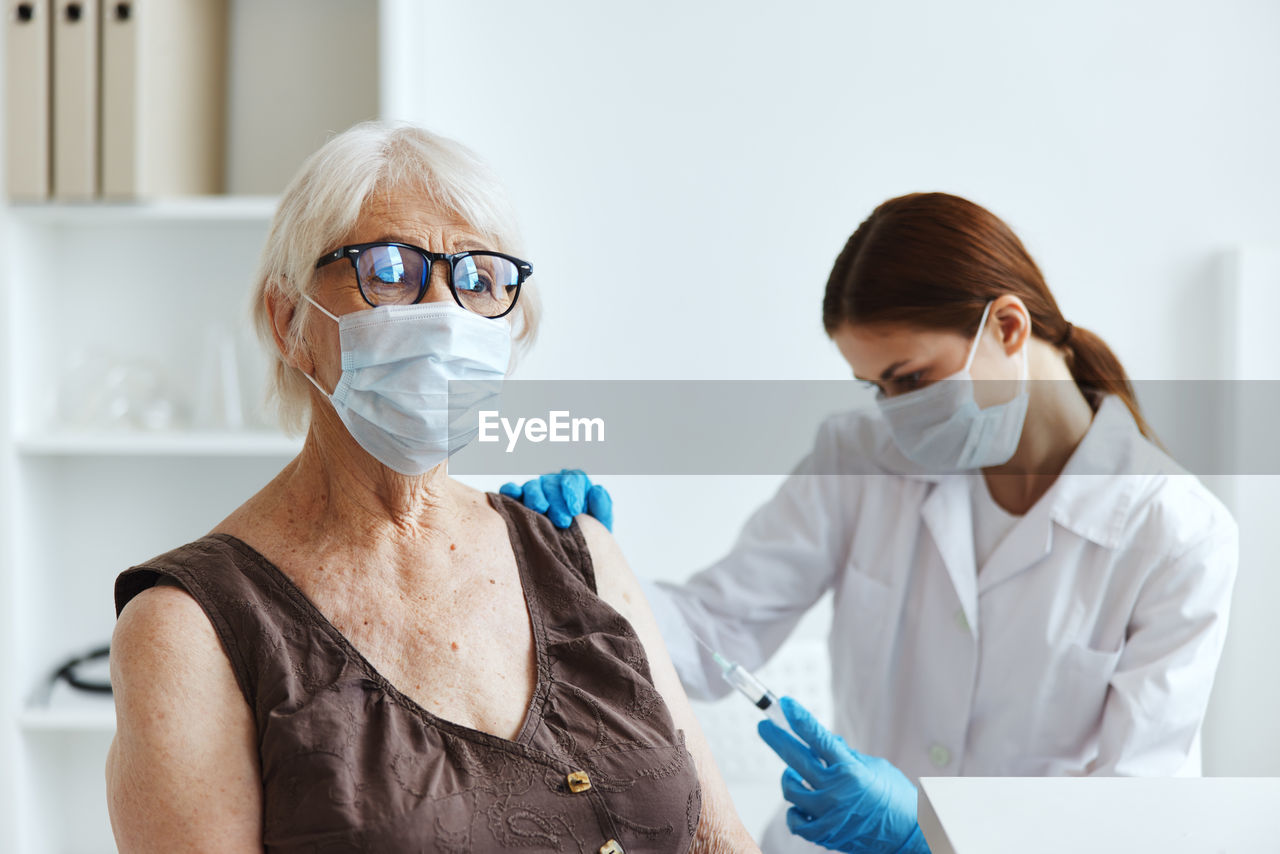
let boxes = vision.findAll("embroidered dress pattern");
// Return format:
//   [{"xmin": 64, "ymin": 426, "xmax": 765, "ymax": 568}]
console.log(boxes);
[{"xmin": 115, "ymin": 494, "xmax": 701, "ymax": 853}]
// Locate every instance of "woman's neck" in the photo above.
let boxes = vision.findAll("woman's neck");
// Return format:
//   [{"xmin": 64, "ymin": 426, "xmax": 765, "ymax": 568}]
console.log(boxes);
[
  {"xmin": 982, "ymin": 338, "xmax": 1095, "ymax": 514},
  {"xmin": 269, "ymin": 406, "xmax": 461, "ymax": 551}
]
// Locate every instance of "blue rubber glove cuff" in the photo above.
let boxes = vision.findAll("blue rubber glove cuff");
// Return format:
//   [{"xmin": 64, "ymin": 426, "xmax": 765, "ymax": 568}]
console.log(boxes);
[
  {"xmin": 757, "ymin": 696, "xmax": 928, "ymax": 854},
  {"xmin": 894, "ymin": 824, "xmax": 931, "ymax": 854}
]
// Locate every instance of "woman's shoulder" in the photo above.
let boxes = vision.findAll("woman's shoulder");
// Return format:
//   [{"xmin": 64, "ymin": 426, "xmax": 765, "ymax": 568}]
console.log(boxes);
[
  {"xmin": 113, "ymin": 578, "xmax": 221, "ymax": 664},
  {"xmin": 1114, "ymin": 434, "xmax": 1238, "ymax": 560},
  {"xmin": 1055, "ymin": 396, "xmax": 1234, "ymax": 556},
  {"xmin": 1127, "ymin": 467, "xmax": 1237, "ymax": 556},
  {"xmin": 112, "ymin": 574, "xmax": 243, "ymax": 726},
  {"xmin": 486, "ymin": 486, "xmax": 592, "ymax": 559},
  {"xmin": 116, "ymin": 534, "xmax": 265, "ymax": 617}
]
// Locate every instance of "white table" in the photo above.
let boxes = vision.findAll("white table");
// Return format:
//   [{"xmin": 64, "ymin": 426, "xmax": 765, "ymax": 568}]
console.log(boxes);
[{"xmin": 917, "ymin": 777, "xmax": 1280, "ymax": 853}]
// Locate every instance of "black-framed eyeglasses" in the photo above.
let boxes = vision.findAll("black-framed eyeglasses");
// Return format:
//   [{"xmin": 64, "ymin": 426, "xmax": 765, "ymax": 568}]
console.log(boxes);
[{"xmin": 315, "ymin": 241, "xmax": 532, "ymax": 318}]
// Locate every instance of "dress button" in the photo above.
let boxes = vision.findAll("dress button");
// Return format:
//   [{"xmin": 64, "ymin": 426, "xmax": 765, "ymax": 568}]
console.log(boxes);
[
  {"xmin": 567, "ymin": 770, "xmax": 592, "ymax": 793},
  {"xmin": 929, "ymin": 744, "xmax": 952, "ymax": 768},
  {"xmin": 599, "ymin": 840, "xmax": 625, "ymax": 854}
]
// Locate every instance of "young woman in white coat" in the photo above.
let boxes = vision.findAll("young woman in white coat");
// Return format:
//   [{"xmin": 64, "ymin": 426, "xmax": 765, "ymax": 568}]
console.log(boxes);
[{"xmin": 503, "ymin": 192, "xmax": 1238, "ymax": 853}]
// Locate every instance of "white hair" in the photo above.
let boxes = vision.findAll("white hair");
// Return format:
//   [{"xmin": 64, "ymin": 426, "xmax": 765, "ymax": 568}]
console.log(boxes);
[{"xmin": 250, "ymin": 120, "xmax": 540, "ymax": 433}]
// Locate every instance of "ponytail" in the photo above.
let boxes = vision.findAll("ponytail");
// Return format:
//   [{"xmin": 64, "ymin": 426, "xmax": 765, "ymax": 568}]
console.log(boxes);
[{"xmin": 1060, "ymin": 324, "xmax": 1158, "ymax": 442}]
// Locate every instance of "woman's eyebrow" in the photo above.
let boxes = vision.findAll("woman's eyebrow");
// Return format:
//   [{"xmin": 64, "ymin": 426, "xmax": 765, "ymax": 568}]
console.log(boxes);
[
  {"xmin": 853, "ymin": 359, "xmax": 910, "ymax": 384},
  {"xmin": 879, "ymin": 360, "xmax": 910, "ymax": 381}
]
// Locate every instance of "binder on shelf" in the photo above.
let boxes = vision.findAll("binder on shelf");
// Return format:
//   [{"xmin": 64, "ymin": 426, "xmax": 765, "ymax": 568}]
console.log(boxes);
[
  {"xmin": 4, "ymin": 0, "xmax": 51, "ymax": 200},
  {"xmin": 51, "ymin": 0, "xmax": 97, "ymax": 199},
  {"xmin": 101, "ymin": 0, "xmax": 228, "ymax": 199}
]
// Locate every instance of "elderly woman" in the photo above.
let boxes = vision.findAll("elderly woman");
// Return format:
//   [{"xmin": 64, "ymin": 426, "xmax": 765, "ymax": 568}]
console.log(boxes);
[{"xmin": 106, "ymin": 122, "xmax": 758, "ymax": 854}]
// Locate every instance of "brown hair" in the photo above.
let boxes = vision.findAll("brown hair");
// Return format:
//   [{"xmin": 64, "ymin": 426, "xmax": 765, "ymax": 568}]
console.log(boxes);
[{"xmin": 823, "ymin": 192, "xmax": 1155, "ymax": 440}]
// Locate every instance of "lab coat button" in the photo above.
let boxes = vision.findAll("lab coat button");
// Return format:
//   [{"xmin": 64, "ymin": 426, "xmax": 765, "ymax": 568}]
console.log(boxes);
[
  {"xmin": 929, "ymin": 744, "xmax": 951, "ymax": 767},
  {"xmin": 567, "ymin": 770, "xmax": 592, "ymax": 793},
  {"xmin": 599, "ymin": 840, "xmax": 625, "ymax": 854},
  {"xmin": 954, "ymin": 609, "xmax": 969, "ymax": 632}
]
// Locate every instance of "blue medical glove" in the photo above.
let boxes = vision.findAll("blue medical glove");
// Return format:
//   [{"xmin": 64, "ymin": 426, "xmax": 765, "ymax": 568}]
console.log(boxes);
[
  {"xmin": 757, "ymin": 696, "xmax": 930, "ymax": 854},
  {"xmin": 498, "ymin": 469, "xmax": 613, "ymax": 531}
]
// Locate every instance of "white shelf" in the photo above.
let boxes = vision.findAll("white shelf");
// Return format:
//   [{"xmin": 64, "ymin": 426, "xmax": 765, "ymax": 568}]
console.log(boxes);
[
  {"xmin": 5, "ymin": 195, "xmax": 278, "ymax": 225},
  {"xmin": 0, "ymin": 3, "xmax": 418, "ymax": 849},
  {"xmin": 15, "ymin": 431, "xmax": 302, "ymax": 457},
  {"xmin": 19, "ymin": 705, "xmax": 116, "ymax": 734},
  {"xmin": 19, "ymin": 680, "xmax": 117, "ymax": 734}
]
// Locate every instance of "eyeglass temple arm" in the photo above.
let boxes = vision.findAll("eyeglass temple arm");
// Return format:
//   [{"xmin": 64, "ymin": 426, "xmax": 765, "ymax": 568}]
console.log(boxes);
[{"xmin": 315, "ymin": 248, "xmax": 350, "ymax": 269}]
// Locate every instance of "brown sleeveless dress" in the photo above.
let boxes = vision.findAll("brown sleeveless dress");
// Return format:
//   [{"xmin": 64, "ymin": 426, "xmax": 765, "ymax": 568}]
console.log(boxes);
[{"xmin": 114, "ymin": 493, "xmax": 702, "ymax": 854}]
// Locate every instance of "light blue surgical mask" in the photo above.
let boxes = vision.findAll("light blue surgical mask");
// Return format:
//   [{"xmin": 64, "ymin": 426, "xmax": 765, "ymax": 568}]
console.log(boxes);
[
  {"xmin": 303, "ymin": 296, "xmax": 510, "ymax": 475},
  {"xmin": 876, "ymin": 301, "xmax": 1029, "ymax": 472}
]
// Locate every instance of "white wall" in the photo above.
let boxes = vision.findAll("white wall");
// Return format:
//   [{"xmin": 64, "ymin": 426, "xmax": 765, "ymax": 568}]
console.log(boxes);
[
  {"xmin": 1206, "ymin": 249, "xmax": 1280, "ymax": 775},
  {"xmin": 418, "ymin": 0, "xmax": 1280, "ymax": 384},
  {"xmin": 419, "ymin": 0, "xmax": 1280, "ymax": 790}
]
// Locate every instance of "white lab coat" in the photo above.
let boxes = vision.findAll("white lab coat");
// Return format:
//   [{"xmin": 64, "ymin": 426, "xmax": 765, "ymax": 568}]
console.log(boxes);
[{"xmin": 644, "ymin": 396, "xmax": 1238, "ymax": 852}]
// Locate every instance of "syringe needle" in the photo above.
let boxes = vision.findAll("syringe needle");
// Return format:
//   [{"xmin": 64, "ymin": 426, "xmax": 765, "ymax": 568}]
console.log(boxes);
[{"xmin": 692, "ymin": 632, "xmax": 719, "ymax": 657}]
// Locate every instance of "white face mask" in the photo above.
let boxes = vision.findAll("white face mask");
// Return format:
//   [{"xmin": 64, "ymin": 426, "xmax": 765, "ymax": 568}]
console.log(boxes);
[
  {"xmin": 302, "ymin": 296, "xmax": 510, "ymax": 475},
  {"xmin": 875, "ymin": 301, "xmax": 1029, "ymax": 472}
]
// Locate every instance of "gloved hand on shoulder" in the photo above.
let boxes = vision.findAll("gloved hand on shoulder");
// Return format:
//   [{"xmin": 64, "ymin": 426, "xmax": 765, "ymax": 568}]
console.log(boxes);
[{"xmin": 499, "ymin": 469, "xmax": 613, "ymax": 531}]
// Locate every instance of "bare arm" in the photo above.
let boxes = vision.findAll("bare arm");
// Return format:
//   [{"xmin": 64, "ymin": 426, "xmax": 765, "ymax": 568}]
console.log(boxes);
[
  {"xmin": 107, "ymin": 584, "xmax": 264, "ymax": 853},
  {"xmin": 578, "ymin": 516, "xmax": 762, "ymax": 854}
]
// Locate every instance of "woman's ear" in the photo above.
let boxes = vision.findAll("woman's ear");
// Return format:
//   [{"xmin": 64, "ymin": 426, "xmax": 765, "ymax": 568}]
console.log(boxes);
[
  {"xmin": 991, "ymin": 294, "xmax": 1030, "ymax": 356},
  {"xmin": 265, "ymin": 285, "xmax": 313, "ymax": 374}
]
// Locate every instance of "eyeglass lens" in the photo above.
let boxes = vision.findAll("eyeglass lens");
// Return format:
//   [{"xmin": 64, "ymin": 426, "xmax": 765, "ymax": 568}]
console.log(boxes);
[{"xmin": 355, "ymin": 245, "xmax": 520, "ymax": 317}]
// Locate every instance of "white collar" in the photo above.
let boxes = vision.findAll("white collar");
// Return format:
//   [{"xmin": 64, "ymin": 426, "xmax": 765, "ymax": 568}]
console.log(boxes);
[
  {"xmin": 898, "ymin": 395, "xmax": 1172, "ymax": 548},
  {"xmin": 1045, "ymin": 394, "xmax": 1181, "ymax": 548}
]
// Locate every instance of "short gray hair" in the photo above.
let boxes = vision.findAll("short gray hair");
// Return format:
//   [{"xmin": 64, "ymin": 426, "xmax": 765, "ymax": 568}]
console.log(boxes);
[{"xmin": 250, "ymin": 120, "xmax": 540, "ymax": 433}]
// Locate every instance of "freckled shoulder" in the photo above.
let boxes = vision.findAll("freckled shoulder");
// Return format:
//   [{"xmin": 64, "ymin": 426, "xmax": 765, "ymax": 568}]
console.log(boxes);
[
  {"xmin": 573, "ymin": 515, "xmax": 638, "ymax": 615},
  {"xmin": 575, "ymin": 514, "xmax": 616, "ymax": 557},
  {"xmin": 113, "ymin": 583, "xmax": 223, "ymax": 678},
  {"xmin": 111, "ymin": 582, "xmax": 247, "ymax": 732}
]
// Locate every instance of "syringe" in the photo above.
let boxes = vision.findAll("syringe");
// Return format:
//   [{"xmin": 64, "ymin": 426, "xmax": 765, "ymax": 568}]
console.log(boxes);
[{"xmin": 693, "ymin": 635, "xmax": 791, "ymax": 732}]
